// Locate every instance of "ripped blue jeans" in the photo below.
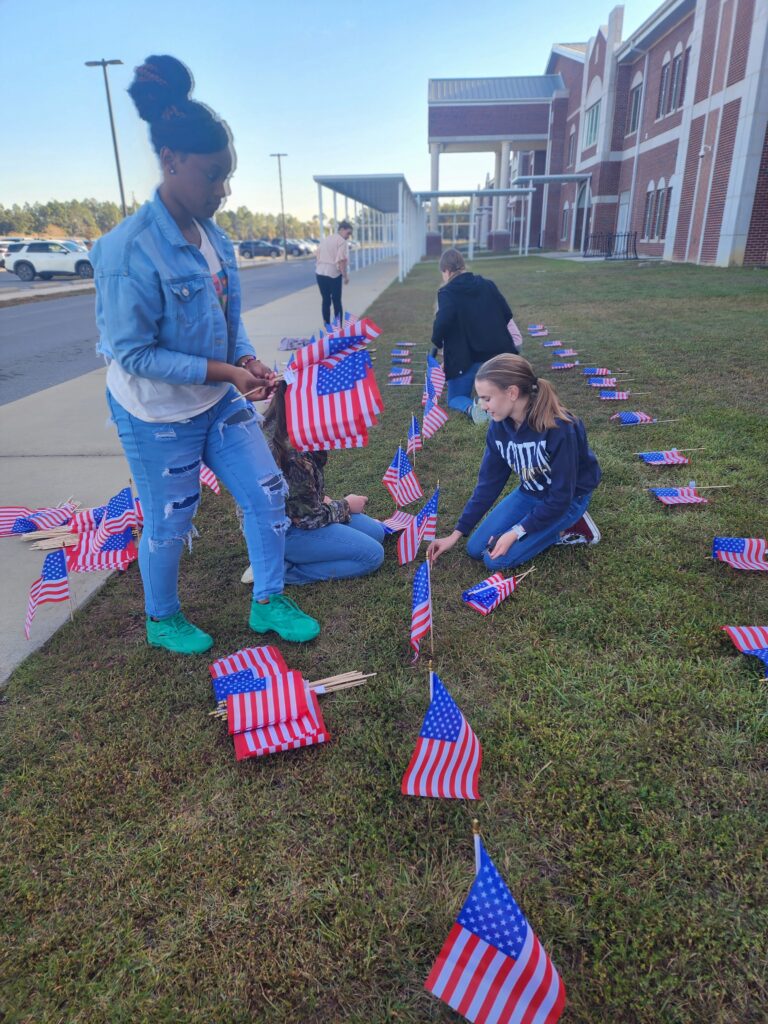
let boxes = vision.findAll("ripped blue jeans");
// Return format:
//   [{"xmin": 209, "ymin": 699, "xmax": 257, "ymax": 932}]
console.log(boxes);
[{"xmin": 107, "ymin": 389, "xmax": 288, "ymax": 617}]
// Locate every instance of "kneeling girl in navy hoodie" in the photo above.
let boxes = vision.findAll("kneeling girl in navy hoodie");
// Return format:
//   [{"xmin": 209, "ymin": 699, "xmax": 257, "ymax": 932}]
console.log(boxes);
[{"xmin": 428, "ymin": 354, "xmax": 601, "ymax": 570}]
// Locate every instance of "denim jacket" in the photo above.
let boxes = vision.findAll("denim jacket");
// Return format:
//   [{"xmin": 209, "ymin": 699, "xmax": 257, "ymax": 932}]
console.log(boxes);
[{"xmin": 91, "ymin": 190, "xmax": 255, "ymax": 385}]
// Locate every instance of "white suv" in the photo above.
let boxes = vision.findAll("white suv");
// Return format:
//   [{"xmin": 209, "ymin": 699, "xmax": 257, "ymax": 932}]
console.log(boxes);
[{"xmin": 4, "ymin": 240, "xmax": 93, "ymax": 282}]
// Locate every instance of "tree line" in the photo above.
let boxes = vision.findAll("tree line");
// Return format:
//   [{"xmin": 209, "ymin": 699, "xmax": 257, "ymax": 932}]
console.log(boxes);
[{"xmin": 0, "ymin": 199, "xmax": 323, "ymax": 241}]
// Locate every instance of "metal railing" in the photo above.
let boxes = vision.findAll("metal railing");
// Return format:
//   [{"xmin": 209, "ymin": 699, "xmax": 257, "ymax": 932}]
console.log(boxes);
[{"xmin": 583, "ymin": 232, "xmax": 638, "ymax": 260}]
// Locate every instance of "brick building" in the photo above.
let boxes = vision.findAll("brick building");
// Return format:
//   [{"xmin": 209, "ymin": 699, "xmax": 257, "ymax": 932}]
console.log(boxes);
[{"xmin": 428, "ymin": 0, "xmax": 768, "ymax": 266}]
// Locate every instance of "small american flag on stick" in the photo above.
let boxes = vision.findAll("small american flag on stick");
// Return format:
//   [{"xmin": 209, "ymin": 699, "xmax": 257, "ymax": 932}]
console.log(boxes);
[
  {"xmin": 722, "ymin": 626, "xmax": 768, "ymax": 676},
  {"xmin": 410, "ymin": 561, "xmax": 432, "ymax": 659},
  {"xmin": 66, "ymin": 528, "xmax": 137, "ymax": 572},
  {"xmin": 93, "ymin": 488, "xmax": 136, "ymax": 550},
  {"xmin": 407, "ymin": 413, "xmax": 422, "ymax": 456},
  {"xmin": 397, "ymin": 487, "xmax": 439, "ymax": 565},
  {"xmin": 712, "ymin": 537, "xmax": 768, "ymax": 571},
  {"xmin": 232, "ymin": 690, "xmax": 328, "ymax": 760},
  {"xmin": 200, "ymin": 463, "xmax": 221, "ymax": 493},
  {"xmin": 25, "ymin": 550, "xmax": 70, "ymax": 639},
  {"xmin": 649, "ymin": 487, "xmax": 708, "ymax": 506},
  {"xmin": 610, "ymin": 411, "xmax": 656, "ymax": 425},
  {"xmin": 423, "ymin": 397, "xmax": 448, "ymax": 439},
  {"xmin": 223, "ymin": 670, "xmax": 310, "ymax": 733},
  {"xmin": 382, "ymin": 447, "xmax": 423, "ymax": 506},
  {"xmin": 461, "ymin": 571, "xmax": 530, "ymax": 615},
  {"xmin": 637, "ymin": 449, "xmax": 689, "ymax": 465}
]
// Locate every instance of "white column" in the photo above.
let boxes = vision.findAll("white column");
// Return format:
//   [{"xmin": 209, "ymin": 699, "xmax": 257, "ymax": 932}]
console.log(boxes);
[
  {"xmin": 398, "ymin": 182, "xmax": 404, "ymax": 281},
  {"xmin": 468, "ymin": 193, "xmax": 476, "ymax": 261},
  {"xmin": 492, "ymin": 148, "xmax": 502, "ymax": 230},
  {"xmin": 525, "ymin": 192, "xmax": 533, "ymax": 256},
  {"xmin": 332, "ymin": 192, "xmax": 338, "ymax": 234},
  {"xmin": 430, "ymin": 143, "xmax": 440, "ymax": 232},
  {"xmin": 353, "ymin": 201, "xmax": 359, "ymax": 270},
  {"xmin": 498, "ymin": 141, "xmax": 511, "ymax": 233}
]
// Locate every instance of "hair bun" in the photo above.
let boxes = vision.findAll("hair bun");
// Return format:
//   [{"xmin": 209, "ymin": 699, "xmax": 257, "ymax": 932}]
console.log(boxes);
[{"xmin": 128, "ymin": 54, "xmax": 193, "ymax": 123}]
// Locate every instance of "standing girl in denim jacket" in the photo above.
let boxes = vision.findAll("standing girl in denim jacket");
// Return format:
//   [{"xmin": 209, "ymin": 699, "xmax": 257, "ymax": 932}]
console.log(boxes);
[{"xmin": 92, "ymin": 55, "xmax": 319, "ymax": 653}]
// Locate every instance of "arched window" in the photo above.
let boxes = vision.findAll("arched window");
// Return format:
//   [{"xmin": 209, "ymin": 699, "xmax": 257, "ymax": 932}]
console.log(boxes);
[
  {"xmin": 567, "ymin": 126, "xmax": 576, "ymax": 166},
  {"xmin": 643, "ymin": 181, "xmax": 656, "ymax": 239},
  {"xmin": 561, "ymin": 202, "xmax": 570, "ymax": 241},
  {"xmin": 626, "ymin": 69, "xmax": 643, "ymax": 134},
  {"xmin": 656, "ymin": 52, "xmax": 672, "ymax": 118}
]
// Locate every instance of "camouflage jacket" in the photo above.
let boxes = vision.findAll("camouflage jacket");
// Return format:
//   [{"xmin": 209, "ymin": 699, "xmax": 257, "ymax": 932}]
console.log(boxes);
[{"xmin": 266, "ymin": 428, "xmax": 350, "ymax": 530}]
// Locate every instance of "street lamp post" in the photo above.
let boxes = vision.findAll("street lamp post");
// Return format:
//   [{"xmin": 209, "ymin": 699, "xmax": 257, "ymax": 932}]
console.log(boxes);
[
  {"xmin": 270, "ymin": 153, "xmax": 288, "ymax": 262},
  {"xmin": 85, "ymin": 59, "xmax": 127, "ymax": 219}
]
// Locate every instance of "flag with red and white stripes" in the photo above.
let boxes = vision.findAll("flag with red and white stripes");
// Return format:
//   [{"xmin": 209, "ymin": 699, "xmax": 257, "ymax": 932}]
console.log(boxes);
[
  {"xmin": 66, "ymin": 527, "xmax": 137, "ymax": 572},
  {"xmin": 69, "ymin": 505, "xmax": 106, "ymax": 533},
  {"xmin": 25, "ymin": 550, "xmax": 70, "ymax": 639},
  {"xmin": 380, "ymin": 509, "xmax": 415, "ymax": 535},
  {"xmin": 210, "ymin": 645, "xmax": 288, "ymax": 686},
  {"xmin": 224, "ymin": 670, "xmax": 309, "ymax": 733},
  {"xmin": 722, "ymin": 625, "xmax": 768, "ymax": 653},
  {"xmin": 410, "ymin": 561, "xmax": 432, "ymax": 658},
  {"xmin": 423, "ymin": 397, "xmax": 448, "ymax": 439},
  {"xmin": 0, "ymin": 506, "xmax": 32, "ymax": 536},
  {"xmin": 382, "ymin": 447, "xmax": 423, "ymax": 506},
  {"xmin": 599, "ymin": 390, "xmax": 630, "ymax": 400},
  {"xmin": 425, "ymin": 835, "xmax": 565, "ymax": 1024},
  {"xmin": 401, "ymin": 672, "xmax": 481, "ymax": 800},
  {"xmin": 93, "ymin": 488, "xmax": 136, "ymax": 550},
  {"xmin": 7, "ymin": 502, "xmax": 77, "ymax": 535},
  {"xmin": 637, "ymin": 449, "xmax": 689, "ymax": 465},
  {"xmin": 461, "ymin": 573, "xmax": 520, "ymax": 615},
  {"xmin": 713, "ymin": 537, "xmax": 768, "ymax": 571},
  {"xmin": 649, "ymin": 487, "xmax": 708, "ymax": 506},
  {"xmin": 232, "ymin": 689, "xmax": 328, "ymax": 760},
  {"xmin": 200, "ymin": 463, "xmax": 221, "ymax": 494},
  {"xmin": 407, "ymin": 414, "xmax": 422, "ymax": 456},
  {"xmin": 427, "ymin": 354, "xmax": 446, "ymax": 397},
  {"xmin": 397, "ymin": 487, "xmax": 439, "ymax": 565}
]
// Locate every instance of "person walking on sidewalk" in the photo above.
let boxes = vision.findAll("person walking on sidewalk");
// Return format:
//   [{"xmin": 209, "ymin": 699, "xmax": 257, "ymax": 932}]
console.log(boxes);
[
  {"xmin": 431, "ymin": 248, "xmax": 521, "ymax": 423},
  {"xmin": 315, "ymin": 220, "xmax": 352, "ymax": 325},
  {"xmin": 91, "ymin": 54, "xmax": 319, "ymax": 654}
]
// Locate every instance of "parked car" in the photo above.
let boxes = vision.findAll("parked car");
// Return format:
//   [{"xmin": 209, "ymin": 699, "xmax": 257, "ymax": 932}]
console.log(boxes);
[
  {"xmin": 0, "ymin": 236, "xmax": 29, "ymax": 269},
  {"xmin": 239, "ymin": 240, "xmax": 283, "ymax": 259},
  {"xmin": 270, "ymin": 238, "xmax": 305, "ymax": 257},
  {"xmin": 4, "ymin": 240, "xmax": 93, "ymax": 282},
  {"xmin": 301, "ymin": 238, "xmax": 318, "ymax": 253}
]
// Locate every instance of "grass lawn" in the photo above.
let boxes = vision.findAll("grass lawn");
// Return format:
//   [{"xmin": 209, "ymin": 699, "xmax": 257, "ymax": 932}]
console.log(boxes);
[{"xmin": 1, "ymin": 256, "xmax": 767, "ymax": 1023}]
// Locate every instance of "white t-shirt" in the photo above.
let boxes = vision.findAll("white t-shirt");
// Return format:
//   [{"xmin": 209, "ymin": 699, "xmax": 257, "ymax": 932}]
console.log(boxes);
[{"xmin": 106, "ymin": 221, "xmax": 230, "ymax": 422}]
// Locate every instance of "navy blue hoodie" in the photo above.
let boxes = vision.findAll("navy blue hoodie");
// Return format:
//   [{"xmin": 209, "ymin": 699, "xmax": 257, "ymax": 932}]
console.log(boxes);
[{"xmin": 455, "ymin": 415, "xmax": 601, "ymax": 536}]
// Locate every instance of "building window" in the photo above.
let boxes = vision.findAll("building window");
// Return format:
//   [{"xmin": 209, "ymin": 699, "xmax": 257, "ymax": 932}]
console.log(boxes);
[
  {"xmin": 668, "ymin": 52, "xmax": 684, "ymax": 111},
  {"xmin": 655, "ymin": 187, "xmax": 672, "ymax": 239},
  {"xmin": 567, "ymin": 130, "xmax": 576, "ymax": 167},
  {"xmin": 678, "ymin": 48, "xmax": 691, "ymax": 109},
  {"xmin": 561, "ymin": 206, "xmax": 570, "ymax": 241},
  {"xmin": 642, "ymin": 190, "xmax": 656, "ymax": 239},
  {"xmin": 626, "ymin": 83, "xmax": 642, "ymax": 134},
  {"xmin": 584, "ymin": 101, "xmax": 600, "ymax": 148},
  {"xmin": 656, "ymin": 62, "xmax": 670, "ymax": 119}
]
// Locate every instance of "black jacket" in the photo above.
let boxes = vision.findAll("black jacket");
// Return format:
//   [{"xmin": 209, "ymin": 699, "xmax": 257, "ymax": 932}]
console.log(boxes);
[{"xmin": 431, "ymin": 272, "xmax": 517, "ymax": 379}]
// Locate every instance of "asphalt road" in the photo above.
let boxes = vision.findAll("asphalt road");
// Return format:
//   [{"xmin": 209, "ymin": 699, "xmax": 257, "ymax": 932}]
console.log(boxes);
[{"xmin": 0, "ymin": 259, "xmax": 319, "ymax": 405}]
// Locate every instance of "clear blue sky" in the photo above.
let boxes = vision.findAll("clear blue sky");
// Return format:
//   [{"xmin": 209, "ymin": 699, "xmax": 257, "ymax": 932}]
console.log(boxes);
[{"xmin": 1, "ymin": 0, "xmax": 663, "ymax": 219}]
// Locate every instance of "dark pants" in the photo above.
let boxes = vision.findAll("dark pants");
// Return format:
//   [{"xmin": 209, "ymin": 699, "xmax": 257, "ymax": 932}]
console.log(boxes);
[{"xmin": 316, "ymin": 273, "xmax": 343, "ymax": 325}]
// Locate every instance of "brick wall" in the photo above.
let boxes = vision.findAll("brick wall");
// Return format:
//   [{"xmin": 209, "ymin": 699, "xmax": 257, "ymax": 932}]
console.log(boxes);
[
  {"xmin": 695, "ymin": 0, "xmax": 720, "ymax": 102},
  {"xmin": 587, "ymin": 31, "xmax": 607, "ymax": 90},
  {"xmin": 429, "ymin": 103, "xmax": 550, "ymax": 139},
  {"xmin": 641, "ymin": 13, "xmax": 694, "ymax": 142},
  {"xmin": 688, "ymin": 109, "xmax": 721, "ymax": 259},
  {"xmin": 711, "ymin": 0, "xmax": 735, "ymax": 95},
  {"xmin": 700, "ymin": 98, "xmax": 741, "ymax": 262},
  {"xmin": 673, "ymin": 120, "xmax": 705, "ymax": 259},
  {"xmin": 727, "ymin": 0, "xmax": 755, "ymax": 85},
  {"xmin": 612, "ymin": 64, "xmax": 633, "ymax": 149},
  {"xmin": 744, "ymin": 123, "xmax": 768, "ymax": 265}
]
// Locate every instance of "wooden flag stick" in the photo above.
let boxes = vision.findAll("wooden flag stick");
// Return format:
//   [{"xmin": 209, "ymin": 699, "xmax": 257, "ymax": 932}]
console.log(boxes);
[
  {"xmin": 633, "ymin": 447, "xmax": 706, "ymax": 455},
  {"xmin": 18, "ymin": 526, "xmax": 72, "ymax": 541},
  {"xmin": 427, "ymin": 550, "xmax": 435, "ymax": 663},
  {"xmin": 230, "ymin": 375, "xmax": 284, "ymax": 403},
  {"xmin": 31, "ymin": 536, "xmax": 78, "ymax": 550},
  {"xmin": 308, "ymin": 672, "xmax": 376, "ymax": 689},
  {"xmin": 646, "ymin": 484, "xmax": 734, "ymax": 491},
  {"xmin": 514, "ymin": 567, "xmax": 535, "ymax": 584}
]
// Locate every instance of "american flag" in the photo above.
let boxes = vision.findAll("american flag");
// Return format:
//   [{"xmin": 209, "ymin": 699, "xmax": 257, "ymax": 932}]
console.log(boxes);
[
  {"xmin": 9, "ymin": 502, "xmax": 77, "ymax": 535},
  {"xmin": 423, "ymin": 396, "xmax": 449, "ymax": 439},
  {"xmin": 401, "ymin": 672, "xmax": 481, "ymax": 800},
  {"xmin": 210, "ymin": 644, "xmax": 288, "ymax": 687},
  {"xmin": 0, "ymin": 505, "xmax": 32, "ymax": 536},
  {"xmin": 638, "ymin": 449, "xmax": 689, "ymax": 465},
  {"xmin": 397, "ymin": 487, "xmax": 440, "ymax": 565},
  {"xmin": 599, "ymin": 390, "xmax": 630, "ymax": 400},
  {"xmin": 93, "ymin": 488, "xmax": 136, "ymax": 550},
  {"xmin": 69, "ymin": 504, "xmax": 106, "ymax": 533},
  {"xmin": 391, "ymin": 348, "xmax": 411, "ymax": 357},
  {"xmin": 529, "ymin": 330, "xmax": 549, "ymax": 337},
  {"xmin": 528, "ymin": 323, "xmax": 545, "ymax": 331},
  {"xmin": 650, "ymin": 487, "xmax": 708, "ymax": 506},
  {"xmin": 224, "ymin": 670, "xmax": 309, "ymax": 733},
  {"xmin": 212, "ymin": 667, "xmax": 270, "ymax": 702},
  {"xmin": 550, "ymin": 362, "xmax": 578, "ymax": 370},
  {"xmin": 382, "ymin": 447, "xmax": 423, "ymax": 505},
  {"xmin": 410, "ymin": 561, "xmax": 432, "ymax": 658},
  {"xmin": 428, "ymin": 353, "xmax": 446, "ymax": 396},
  {"xmin": 422, "ymin": 371, "xmax": 437, "ymax": 407},
  {"xmin": 542, "ymin": 341, "xmax": 561, "ymax": 348},
  {"xmin": 555, "ymin": 349, "xmax": 578, "ymax": 357},
  {"xmin": 425, "ymin": 835, "xmax": 565, "ymax": 1024},
  {"xmin": 388, "ymin": 376, "xmax": 414, "ymax": 386},
  {"xmin": 66, "ymin": 527, "xmax": 137, "ymax": 572},
  {"xmin": 200, "ymin": 463, "xmax": 221, "ymax": 493},
  {"xmin": 232, "ymin": 689, "xmax": 328, "ymax": 760},
  {"xmin": 722, "ymin": 625, "xmax": 768, "ymax": 653},
  {"xmin": 391, "ymin": 356, "xmax": 412, "ymax": 364},
  {"xmin": 286, "ymin": 347, "xmax": 378, "ymax": 451},
  {"xmin": 583, "ymin": 367, "xmax": 610, "ymax": 376},
  {"xmin": 588, "ymin": 377, "xmax": 617, "ymax": 387},
  {"xmin": 381, "ymin": 509, "xmax": 415, "ymax": 535},
  {"xmin": 712, "ymin": 537, "xmax": 768, "ymax": 571},
  {"xmin": 462, "ymin": 573, "xmax": 520, "ymax": 615},
  {"xmin": 611, "ymin": 410, "xmax": 655, "ymax": 425},
  {"xmin": 407, "ymin": 413, "xmax": 423, "ymax": 456},
  {"xmin": 25, "ymin": 550, "xmax": 70, "ymax": 638},
  {"xmin": 388, "ymin": 368, "xmax": 412, "ymax": 378}
]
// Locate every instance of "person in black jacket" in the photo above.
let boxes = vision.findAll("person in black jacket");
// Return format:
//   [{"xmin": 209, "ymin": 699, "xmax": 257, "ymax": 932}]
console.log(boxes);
[{"xmin": 431, "ymin": 248, "xmax": 519, "ymax": 422}]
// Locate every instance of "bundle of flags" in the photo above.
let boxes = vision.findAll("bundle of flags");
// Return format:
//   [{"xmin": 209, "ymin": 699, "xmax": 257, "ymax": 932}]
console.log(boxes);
[
  {"xmin": 283, "ymin": 318, "xmax": 383, "ymax": 450},
  {"xmin": 425, "ymin": 831, "xmax": 565, "ymax": 1024},
  {"xmin": 638, "ymin": 449, "xmax": 689, "ymax": 465},
  {"xmin": 599, "ymin": 390, "xmax": 630, "ymax": 400},
  {"xmin": 722, "ymin": 626, "xmax": 768, "ymax": 676},
  {"xmin": 1, "ymin": 501, "xmax": 78, "ymax": 537},
  {"xmin": 461, "ymin": 572, "xmax": 523, "ymax": 615},
  {"xmin": 397, "ymin": 487, "xmax": 439, "ymax": 565},
  {"xmin": 382, "ymin": 446, "xmax": 423, "ymax": 506},
  {"xmin": 610, "ymin": 410, "xmax": 656, "ymax": 425},
  {"xmin": 712, "ymin": 537, "xmax": 768, "ymax": 571},
  {"xmin": 209, "ymin": 645, "xmax": 329, "ymax": 760},
  {"xmin": 401, "ymin": 672, "xmax": 481, "ymax": 800},
  {"xmin": 649, "ymin": 486, "xmax": 708, "ymax": 506}
]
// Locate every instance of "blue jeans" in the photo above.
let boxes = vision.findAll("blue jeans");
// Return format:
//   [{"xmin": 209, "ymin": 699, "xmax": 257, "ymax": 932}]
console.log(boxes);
[
  {"xmin": 447, "ymin": 361, "xmax": 483, "ymax": 414},
  {"xmin": 107, "ymin": 389, "xmax": 288, "ymax": 617},
  {"xmin": 284, "ymin": 513, "xmax": 385, "ymax": 585},
  {"xmin": 465, "ymin": 486, "xmax": 593, "ymax": 570}
]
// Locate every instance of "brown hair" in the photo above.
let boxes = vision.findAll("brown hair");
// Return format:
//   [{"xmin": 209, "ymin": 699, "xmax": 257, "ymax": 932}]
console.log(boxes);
[
  {"xmin": 261, "ymin": 380, "xmax": 292, "ymax": 470},
  {"xmin": 439, "ymin": 247, "xmax": 466, "ymax": 279},
  {"xmin": 475, "ymin": 353, "xmax": 574, "ymax": 433}
]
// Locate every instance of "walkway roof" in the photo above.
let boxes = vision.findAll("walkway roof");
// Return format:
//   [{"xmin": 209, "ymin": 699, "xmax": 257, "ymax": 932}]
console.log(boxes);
[{"xmin": 313, "ymin": 174, "xmax": 414, "ymax": 214}]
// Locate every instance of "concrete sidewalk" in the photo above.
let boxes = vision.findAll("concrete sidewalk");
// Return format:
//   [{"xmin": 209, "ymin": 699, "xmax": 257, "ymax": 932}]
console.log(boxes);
[{"xmin": 0, "ymin": 259, "xmax": 397, "ymax": 684}]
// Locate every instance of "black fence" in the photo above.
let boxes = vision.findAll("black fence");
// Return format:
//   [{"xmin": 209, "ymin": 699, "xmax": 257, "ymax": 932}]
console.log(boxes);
[{"xmin": 582, "ymin": 232, "xmax": 638, "ymax": 260}]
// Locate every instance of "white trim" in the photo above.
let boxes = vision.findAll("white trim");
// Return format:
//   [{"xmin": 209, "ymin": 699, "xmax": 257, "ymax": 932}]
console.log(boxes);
[{"xmin": 550, "ymin": 44, "xmax": 586, "ymax": 64}]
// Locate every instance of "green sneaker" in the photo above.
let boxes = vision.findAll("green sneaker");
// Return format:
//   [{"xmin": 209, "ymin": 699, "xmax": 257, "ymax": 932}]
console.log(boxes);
[
  {"xmin": 249, "ymin": 594, "xmax": 320, "ymax": 643},
  {"xmin": 146, "ymin": 612, "xmax": 214, "ymax": 655}
]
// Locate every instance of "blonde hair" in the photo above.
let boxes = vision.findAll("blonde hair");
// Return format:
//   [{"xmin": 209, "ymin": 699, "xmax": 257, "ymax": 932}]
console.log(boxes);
[
  {"xmin": 439, "ymin": 247, "xmax": 466, "ymax": 279},
  {"xmin": 475, "ymin": 353, "xmax": 573, "ymax": 433}
]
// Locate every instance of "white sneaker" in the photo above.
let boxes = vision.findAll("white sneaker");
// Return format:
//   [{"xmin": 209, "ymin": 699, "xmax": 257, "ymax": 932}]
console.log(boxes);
[{"xmin": 241, "ymin": 564, "xmax": 254, "ymax": 584}]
